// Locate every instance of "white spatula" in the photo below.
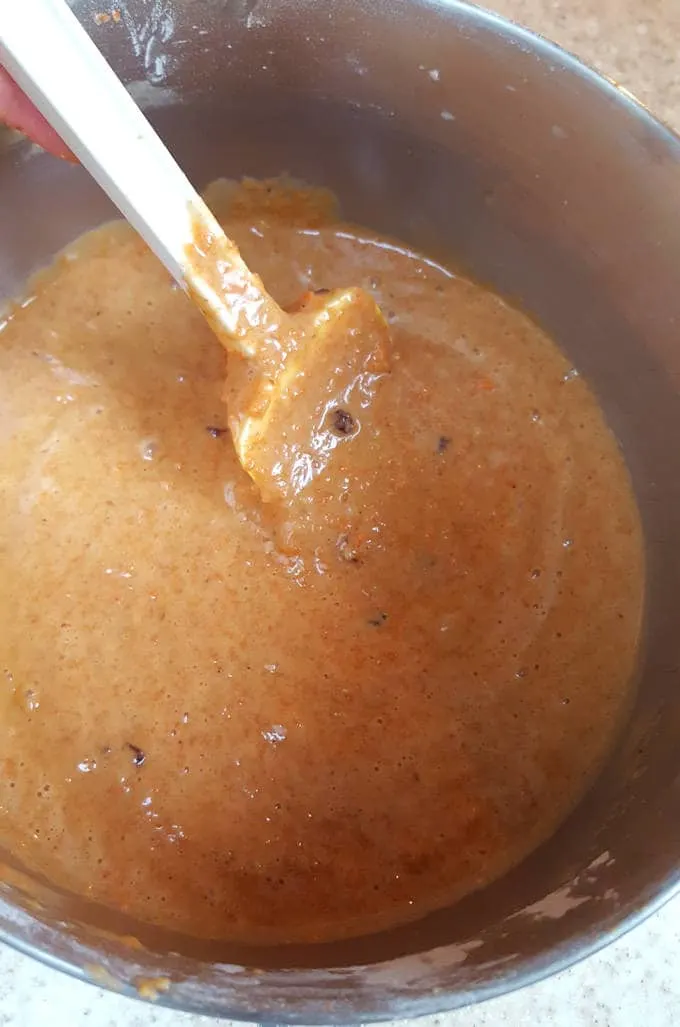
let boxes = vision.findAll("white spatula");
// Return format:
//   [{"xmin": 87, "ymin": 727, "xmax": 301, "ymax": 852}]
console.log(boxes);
[
  {"xmin": 0, "ymin": 0, "xmax": 391, "ymax": 504},
  {"xmin": 0, "ymin": 0, "xmax": 282, "ymax": 350}
]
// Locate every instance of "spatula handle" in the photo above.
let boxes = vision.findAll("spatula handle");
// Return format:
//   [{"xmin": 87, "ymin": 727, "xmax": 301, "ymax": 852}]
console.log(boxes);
[
  {"xmin": 0, "ymin": 0, "xmax": 280, "ymax": 348},
  {"xmin": 0, "ymin": 0, "xmax": 206, "ymax": 285}
]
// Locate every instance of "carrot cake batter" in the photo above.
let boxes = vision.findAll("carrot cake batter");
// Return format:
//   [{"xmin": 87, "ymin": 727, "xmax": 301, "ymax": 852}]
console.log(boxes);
[{"xmin": 0, "ymin": 180, "xmax": 644, "ymax": 944}]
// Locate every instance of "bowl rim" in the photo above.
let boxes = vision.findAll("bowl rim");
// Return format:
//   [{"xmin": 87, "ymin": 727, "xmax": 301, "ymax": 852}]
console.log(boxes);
[{"xmin": 2, "ymin": 0, "xmax": 680, "ymax": 1020}]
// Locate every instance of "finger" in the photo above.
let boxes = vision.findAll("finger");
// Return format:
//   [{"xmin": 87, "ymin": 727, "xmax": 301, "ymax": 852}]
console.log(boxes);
[{"xmin": 0, "ymin": 67, "xmax": 75, "ymax": 161}]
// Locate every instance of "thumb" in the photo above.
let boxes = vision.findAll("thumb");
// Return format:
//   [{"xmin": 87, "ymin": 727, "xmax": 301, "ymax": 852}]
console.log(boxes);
[{"xmin": 0, "ymin": 66, "xmax": 75, "ymax": 161}]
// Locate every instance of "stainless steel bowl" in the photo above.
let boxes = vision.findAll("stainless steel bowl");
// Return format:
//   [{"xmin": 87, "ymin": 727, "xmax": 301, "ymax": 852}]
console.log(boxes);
[{"xmin": 2, "ymin": 0, "xmax": 680, "ymax": 1020}]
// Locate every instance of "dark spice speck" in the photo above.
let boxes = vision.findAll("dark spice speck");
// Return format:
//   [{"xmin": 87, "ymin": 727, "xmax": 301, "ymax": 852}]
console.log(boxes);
[
  {"xmin": 127, "ymin": 743, "xmax": 146, "ymax": 767},
  {"xmin": 206, "ymin": 425, "xmax": 229, "ymax": 439},
  {"xmin": 437, "ymin": 436, "xmax": 451, "ymax": 454},
  {"xmin": 331, "ymin": 409, "xmax": 356, "ymax": 436}
]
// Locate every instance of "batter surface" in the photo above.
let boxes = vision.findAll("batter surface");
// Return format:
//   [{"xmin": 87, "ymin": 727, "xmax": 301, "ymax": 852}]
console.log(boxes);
[{"xmin": 0, "ymin": 180, "xmax": 644, "ymax": 944}]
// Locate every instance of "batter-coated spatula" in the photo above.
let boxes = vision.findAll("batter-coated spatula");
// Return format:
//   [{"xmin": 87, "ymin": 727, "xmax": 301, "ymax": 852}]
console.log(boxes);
[{"xmin": 0, "ymin": 0, "xmax": 390, "ymax": 503}]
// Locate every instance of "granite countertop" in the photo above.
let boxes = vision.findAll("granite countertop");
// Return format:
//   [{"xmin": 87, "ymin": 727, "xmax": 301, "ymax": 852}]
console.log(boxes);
[{"xmin": 3, "ymin": 1, "xmax": 680, "ymax": 1025}]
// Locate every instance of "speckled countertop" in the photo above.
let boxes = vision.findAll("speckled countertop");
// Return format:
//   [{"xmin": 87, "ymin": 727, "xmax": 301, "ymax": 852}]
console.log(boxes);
[
  {"xmin": 3, "ymin": 1, "xmax": 680, "ymax": 1025},
  {"xmin": 492, "ymin": 0, "xmax": 680, "ymax": 131}
]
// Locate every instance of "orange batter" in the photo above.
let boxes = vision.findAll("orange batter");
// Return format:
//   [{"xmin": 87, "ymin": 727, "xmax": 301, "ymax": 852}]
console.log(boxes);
[{"xmin": 0, "ymin": 180, "xmax": 644, "ymax": 945}]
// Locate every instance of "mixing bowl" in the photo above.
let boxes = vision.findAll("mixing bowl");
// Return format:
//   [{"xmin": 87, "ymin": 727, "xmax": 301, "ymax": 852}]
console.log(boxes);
[{"xmin": 2, "ymin": 0, "xmax": 680, "ymax": 1020}]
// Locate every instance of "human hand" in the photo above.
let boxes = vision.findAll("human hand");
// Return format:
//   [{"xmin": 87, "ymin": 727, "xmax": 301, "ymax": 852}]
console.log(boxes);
[{"xmin": 0, "ymin": 65, "xmax": 73, "ymax": 159}]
